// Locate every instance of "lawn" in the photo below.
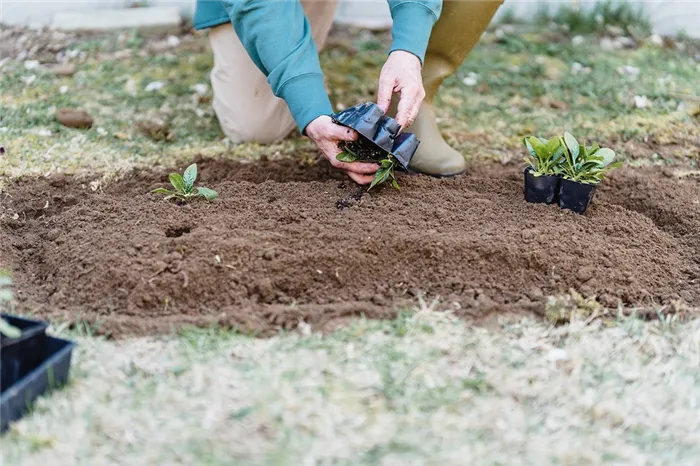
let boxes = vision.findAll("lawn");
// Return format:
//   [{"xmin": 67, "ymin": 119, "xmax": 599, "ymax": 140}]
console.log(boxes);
[{"xmin": 1, "ymin": 18, "xmax": 700, "ymax": 465}]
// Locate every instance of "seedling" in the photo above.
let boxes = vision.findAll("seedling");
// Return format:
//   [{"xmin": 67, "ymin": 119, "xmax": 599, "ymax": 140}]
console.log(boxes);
[
  {"xmin": 151, "ymin": 163, "xmax": 218, "ymax": 201},
  {"xmin": 0, "ymin": 274, "xmax": 20, "ymax": 338},
  {"xmin": 337, "ymin": 144, "xmax": 400, "ymax": 190},
  {"xmin": 523, "ymin": 136, "xmax": 564, "ymax": 176},
  {"xmin": 556, "ymin": 132, "xmax": 622, "ymax": 184}
]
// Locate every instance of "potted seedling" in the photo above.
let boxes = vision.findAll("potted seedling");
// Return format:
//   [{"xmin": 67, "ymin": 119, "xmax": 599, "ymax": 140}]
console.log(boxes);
[
  {"xmin": 0, "ymin": 273, "xmax": 76, "ymax": 433},
  {"xmin": 555, "ymin": 132, "xmax": 621, "ymax": 214},
  {"xmin": 151, "ymin": 163, "xmax": 218, "ymax": 202},
  {"xmin": 523, "ymin": 136, "xmax": 565, "ymax": 204},
  {"xmin": 332, "ymin": 102, "xmax": 420, "ymax": 190}
]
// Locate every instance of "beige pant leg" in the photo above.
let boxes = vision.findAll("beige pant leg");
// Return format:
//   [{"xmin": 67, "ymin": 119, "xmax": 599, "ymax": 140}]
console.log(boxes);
[{"xmin": 209, "ymin": 0, "xmax": 338, "ymax": 144}]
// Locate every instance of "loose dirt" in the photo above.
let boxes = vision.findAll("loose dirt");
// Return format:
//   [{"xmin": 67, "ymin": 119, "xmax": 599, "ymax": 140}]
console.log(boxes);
[{"xmin": 1, "ymin": 157, "xmax": 698, "ymax": 337}]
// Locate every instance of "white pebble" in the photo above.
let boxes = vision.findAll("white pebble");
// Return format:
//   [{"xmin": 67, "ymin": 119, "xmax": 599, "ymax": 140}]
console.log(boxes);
[
  {"xmin": 634, "ymin": 95, "xmax": 650, "ymax": 109},
  {"xmin": 617, "ymin": 65, "xmax": 640, "ymax": 79},
  {"xmin": 462, "ymin": 72, "xmax": 479, "ymax": 87},
  {"xmin": 191, "ymin": 83, "xmax": 209, "ymax": 96},
  {"xmin": 59, "ymin": 85, "xmax": 69, "ymax": 94},
  {"xmin": 24, "ymin": 60, "xmax": 40, "ymax": 70},
  {"xmin": 167, "ymin": 35, "xmax": 181, "ymax": 47},
  {"xmin": 571, "ymin": 35, "xmax": 585, "ymax": 46},
  {"xmin": 649, "ymin": 34, "xmax": 663, "ymax": 47},
  {"xmin": 145, "ymin": 81, "xmax": 165, "ymax": 92},
  {"xmin": 32, "ymin": 129, "xmax": 53, "ymax": 137}
]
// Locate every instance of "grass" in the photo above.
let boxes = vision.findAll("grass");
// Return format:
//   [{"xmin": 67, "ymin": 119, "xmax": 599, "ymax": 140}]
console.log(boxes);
[
  {"xmin": 533, "ymin": 1, "xmax": 652, "ymax": 36},
  {"xmin": 3, "ymin": 305, "xmax": 700, "ymax": 465},
  {"xmin": 2, "ymin": 25, "xmax": 699, "ymax": 186},
  {"xmin": 1, "ymin": 24, "xmax": 700, "ymax": 465}
]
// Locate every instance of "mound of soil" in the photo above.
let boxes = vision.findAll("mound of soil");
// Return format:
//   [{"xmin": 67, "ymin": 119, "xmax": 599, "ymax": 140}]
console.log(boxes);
[{"xmin": 1, "ymin": 157, "xmax": 698, "ymax": 337}]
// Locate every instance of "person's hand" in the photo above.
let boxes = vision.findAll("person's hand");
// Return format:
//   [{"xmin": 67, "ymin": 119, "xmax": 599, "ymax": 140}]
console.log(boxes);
[
  {"xmin": 376, "ymin": 50, "xmax": 425, "ymax": 130},
  {"xmin": 306, "ymin": 115, "xmax": 379, "ymax": 185}
]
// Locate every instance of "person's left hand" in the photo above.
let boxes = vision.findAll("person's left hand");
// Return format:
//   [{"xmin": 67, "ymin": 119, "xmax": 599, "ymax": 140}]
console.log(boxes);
[{"xmin": 376, "ymin": 50, "xmax": 425, "ymax": 130}]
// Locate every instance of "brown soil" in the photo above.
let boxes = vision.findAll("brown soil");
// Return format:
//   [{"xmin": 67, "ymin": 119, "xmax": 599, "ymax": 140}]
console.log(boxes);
[{"xmin": 1, "ymin": 157, "xmax": 699, "ymax": 337}]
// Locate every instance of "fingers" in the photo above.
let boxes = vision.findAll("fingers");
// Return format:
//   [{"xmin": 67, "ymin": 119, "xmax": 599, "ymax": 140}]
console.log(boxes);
[
  {"xmin": 328, "ymin": 124, "xmax": 359, "ymax": 142},
  {"xmin": 330, "ymin": 156, "xmax": 379, "ymax": 175},
  {"xmin": 395, "ymin": 85, "xmax": 425, "ymax": 129},
  {"xmin": 376, "ymin": 74, "xmax": 395, "ymax": 114},
  {"xmin": 347, "ymin": 171, "xmax": 375, "ymax": 185}
]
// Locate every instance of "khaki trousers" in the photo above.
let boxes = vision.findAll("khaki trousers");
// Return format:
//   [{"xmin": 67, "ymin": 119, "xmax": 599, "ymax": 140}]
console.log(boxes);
[{"xmin": 209, "ymin": 1, "xmax": 338, "ymax": 144}]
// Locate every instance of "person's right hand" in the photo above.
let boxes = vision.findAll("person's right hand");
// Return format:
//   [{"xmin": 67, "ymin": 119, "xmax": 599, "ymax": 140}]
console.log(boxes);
[{"xmin": 305, "ymin": 115, "xmax": 379, "ymax": 185}]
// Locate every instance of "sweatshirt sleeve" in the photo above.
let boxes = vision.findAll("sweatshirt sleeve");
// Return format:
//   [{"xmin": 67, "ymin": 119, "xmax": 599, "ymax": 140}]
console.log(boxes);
[
  {"xmin": 222, "ymin": 1, "xmax": 333, "ymax": 133},
  {"xmin": 387, "ymin": 1, "xmax": 442, "ymax": 63}
]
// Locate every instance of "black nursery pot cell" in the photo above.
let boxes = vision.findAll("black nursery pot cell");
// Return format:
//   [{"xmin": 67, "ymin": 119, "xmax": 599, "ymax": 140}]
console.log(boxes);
[
  {"xmin": 558, "ymin": 178, "xmax": 597, "ymax": 214},
  {"xmin": 331, "ymin": 102, "xmax": 420, "ymax": 170},
  {"xmin": 523, "ymin": 168, "xmax": 560, "ymax": 204}
]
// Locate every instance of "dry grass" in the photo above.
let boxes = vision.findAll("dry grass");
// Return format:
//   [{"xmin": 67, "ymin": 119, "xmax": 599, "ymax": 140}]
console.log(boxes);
[{"xmin": 3, "ymin": 304, "xmax": 700, "ymax": 465}]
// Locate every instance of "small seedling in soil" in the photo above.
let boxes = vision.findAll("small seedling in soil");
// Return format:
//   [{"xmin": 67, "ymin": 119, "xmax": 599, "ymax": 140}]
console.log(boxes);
[
  {"xmin": 151, "ymin": 163, "xmax": 218, "ymax": 202},
  {"xmin": 0, "ymin": 274, "xmax": 20, "ymax": 338},
  {"xmin": 337, "ymin": 142, "xmax": 400, "ymax": 190}
]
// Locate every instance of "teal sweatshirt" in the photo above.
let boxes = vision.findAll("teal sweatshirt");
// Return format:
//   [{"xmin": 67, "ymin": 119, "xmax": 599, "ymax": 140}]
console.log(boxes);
[{"xmin": 194, "ymin": 1, "xmax": 442, "ymax": 133}]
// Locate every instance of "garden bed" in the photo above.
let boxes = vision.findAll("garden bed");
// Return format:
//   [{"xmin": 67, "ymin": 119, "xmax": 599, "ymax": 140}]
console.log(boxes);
[{"xmin": 1, "ymin": 158, "xmax": 698, "ymax": 337}]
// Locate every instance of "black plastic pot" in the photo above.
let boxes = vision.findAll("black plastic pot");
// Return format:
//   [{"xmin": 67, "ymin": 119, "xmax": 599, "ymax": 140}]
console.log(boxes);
[
  {"xmin": 523, "ymin": 168, "xmax": 560, "ymax": 204},
  {"xmin": 331, "ymin": 102, "xmax": 420, "ymax": 170},
  {"xmin": 1, "ymin": 315, "xmax": 49, "ymax": 393},
  {"xmin": 1, "ymin": 336, "xmax": 75, "ymax": 433},
  {"xmin": 558, "ymin": 178, "xmax": 597, "ymax": 214}
]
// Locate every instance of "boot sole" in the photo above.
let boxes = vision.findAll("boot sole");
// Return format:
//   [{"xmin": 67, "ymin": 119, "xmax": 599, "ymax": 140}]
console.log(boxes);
[{"xmin": 405, "ymin": 168, "xmax": 467, "ymax": 178}]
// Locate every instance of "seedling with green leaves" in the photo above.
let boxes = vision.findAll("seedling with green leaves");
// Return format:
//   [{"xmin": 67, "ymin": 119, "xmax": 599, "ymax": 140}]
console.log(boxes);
[
  {"xmin": 523, "ymin": 136, "xmax": 564, "ymax": 176},
  {"xmin": 337, "ymin": 143, "xmax": 400, "ymax": 190},
  {"xmin": 556, "ymin": 132, "xmax": 622, "ymax": 184},
  {"xmin": 151, "ymin": 163, "xmax": 218, "ymax": 201},
  {"xmin": 0, "ymin": 273, "xmax": 20, "ymax": 338}
]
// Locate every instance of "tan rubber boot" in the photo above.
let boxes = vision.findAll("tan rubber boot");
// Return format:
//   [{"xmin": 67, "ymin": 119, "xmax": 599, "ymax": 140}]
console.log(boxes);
[{"xmin": 401, "ymin": 0, "xmax": 504, "ymax": 176}]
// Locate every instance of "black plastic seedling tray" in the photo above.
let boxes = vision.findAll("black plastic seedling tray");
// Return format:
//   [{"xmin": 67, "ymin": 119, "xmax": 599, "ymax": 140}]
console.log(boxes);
[
  {"xmin": 331, "ymin": 102, "xmax": 420, "ymax": 170},
  {"xmin": 1, "ymin": 315, "xmax": 49, "ymax": 392},
  {"xmin": 1, "ymin": 315, "xmax": 75, "ymax": 433}
]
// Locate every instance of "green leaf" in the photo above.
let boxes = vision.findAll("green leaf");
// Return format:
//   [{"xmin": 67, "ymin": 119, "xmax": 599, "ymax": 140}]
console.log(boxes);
[
  {"xmin": 336, "ymin": 151, "xmax": 358, "ymax": 163},
  {"xmin": 0, "ymin": 318, "xmax": 21, "ymax": 338},
  {"xmin": 391, "ymin": 177, "xmax": 400, "ymax": 190},
  {"xmin": 169, "ymin": 173, "xmax": 186, "ymax": 193},
  {"xmin": 526, "ymin": 137, "xmax": 548, "ymax": 161},
  {"xmin": 152, "ymin": 187, "xmax": 176, "ymax": 195},
  {"xmin": 595, "ymin": 148, "xmax": 615, "ymax": 166},
  {"xmin": 545, "ymin": 137, "xmax": 561, "ymax": 156},
  {"xmin": 523, "ymin": 137, "xmax": 537, "ymax": 158},
  {"xmin": 550, "ymin": 145, "xmax": 565, "ymax": 163},
  {"xmin": 564, "ymin": 132, "xmax": 580, "ymax": 162},
  {"xmin": 196, "ymin": 187, "xmax": 218, "ymax": 201},
  {"xmin": 369, "ymin": 167, "xmax": 392, "ymax": 190},
  {"xmin": 380, "ymin": 157, "xmax": 396, "ymax": 169},
  {"xmin": 183, "ymin": 164, "xmax": 197, "ymax": 191}
]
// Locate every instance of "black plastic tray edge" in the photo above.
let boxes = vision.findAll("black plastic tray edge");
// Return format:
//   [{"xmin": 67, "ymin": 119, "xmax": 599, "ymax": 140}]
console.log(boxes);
[{"xmin": 0, "ymin": 335, "xmax": 76, "ymax": 433}]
